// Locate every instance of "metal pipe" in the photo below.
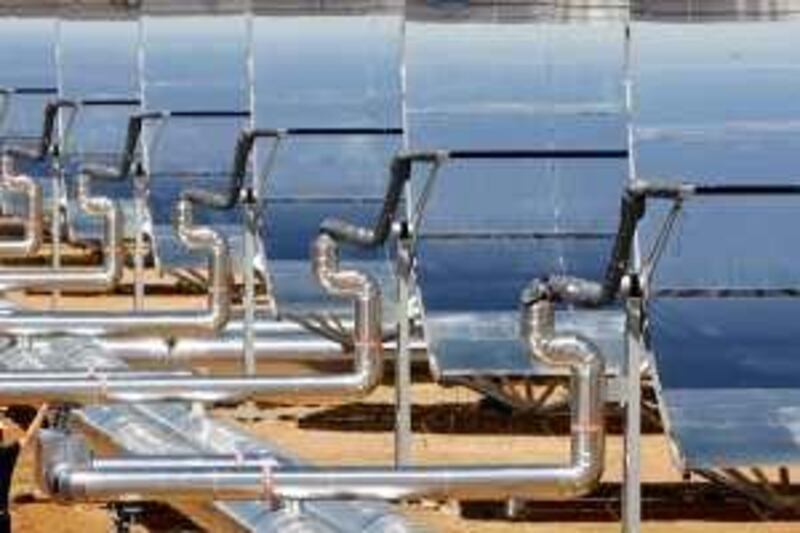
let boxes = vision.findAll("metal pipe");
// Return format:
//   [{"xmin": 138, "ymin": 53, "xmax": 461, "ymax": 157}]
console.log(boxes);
[
  {"xmin": 0, "ymin": 197, "xmax": 228, "ymax": 337},
  {"xmin": 38, "ymin": 291, "xmax": 605, "ymax": 502},
  {"xmin": 0, "ymin": 156, "xmax": 43, "ymax": 256},
  {"xmin": 93, "ymin": 455, "xmax": 278, "ymax": 470},
  {"xmin": 0, "ymin": 172, "xmax": 123, "ymax": 291},
  {"xmin": 0, "ymin": 234, "xmax": 382, "ymax": 404},
  {"xmin": 0, "ymin": 370, "xmax": 194, "ymax": 380},
  {"xmin": 95, "ymin": 327, "xmax": 427, "ymax": 370}
]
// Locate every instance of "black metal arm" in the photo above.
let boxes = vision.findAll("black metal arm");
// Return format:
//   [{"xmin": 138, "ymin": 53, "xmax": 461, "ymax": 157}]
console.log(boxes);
[
  {"xmin": 81, "ymin": 109, "xmax": 162, "ymax": 182},
  {"xmin": 180, "ymin": 126, "xmax": 403, "ymax": 211},
  {"xmin": 524, "ymin": 179, "xmax": 800, "ymax": 307},
  {"xmin": 4, "ymin": 97, "xmax": 143, "ymax": 167},
  {"xmin": 180, "ymin": 128, "xmax": 277, "ymax": 210},
  {"xmin": 320, "ymin": 147, "xmax": 630, "ymax": 249},
  {"xmin": 80, "ymin": 108, "xmax": 249, "ymax": 199},
  {"xmin": 115, "ymin": 109, "xmax": 251, "ymax": 209},
  {"xmin": 320, "ymin": 151, "xmax": 436, "ymax": 247},
  {"xmin": 2, "ymin": 99, "xmax": 77, "ymax": 161},
  {"xmin": 522, "ymin": 188, "xmax": 644, "ymax": 308}
]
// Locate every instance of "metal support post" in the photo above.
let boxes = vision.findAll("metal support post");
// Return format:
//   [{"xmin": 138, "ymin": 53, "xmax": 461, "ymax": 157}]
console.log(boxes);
[
  {"xmin": 243, "ymin": 187, "xmax": 257, "ymax": 377},
  {"xmin": 623, "ymin": 284, "xmax": 643, "ymax": 533},
  {"xmin": 133, "ymin": 165, "xmax": 146, "ymax": 310},
  {"xmin": 394, "ymin": 224, "xmax": 412, "ymax": 466}
]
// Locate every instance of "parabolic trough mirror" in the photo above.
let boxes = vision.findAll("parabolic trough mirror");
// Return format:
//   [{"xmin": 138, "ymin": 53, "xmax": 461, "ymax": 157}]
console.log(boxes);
[{"xmin": 0, "ymin": 1, "xmax": 796, "ymax": 532}]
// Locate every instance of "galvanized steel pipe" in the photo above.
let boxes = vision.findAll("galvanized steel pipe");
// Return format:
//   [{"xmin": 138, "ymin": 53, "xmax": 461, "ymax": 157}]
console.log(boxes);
[
  {"xmin": 0, "ymin": 156, "xmax": 43, "ymax": 256},
  {"xmin": 0, "ymin": 233, "xmax": 383, "ymax": 404},
  {"xmin": 0, "ymin": 197, "xmax": 228, "ymax": 337},
  {"xmin": 38, "ymin": 292, "xmax": 605, "ymax": 502},
  {"xmin": 0, "ymin": 172, "xmax": 123, "ymax": 291}
]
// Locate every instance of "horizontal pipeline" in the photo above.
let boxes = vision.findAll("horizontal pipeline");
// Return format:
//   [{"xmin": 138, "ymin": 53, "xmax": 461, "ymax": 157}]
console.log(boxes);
[
  {"xmin": 0, "ymin": 173, "xmax": 122, "ymax": 292},
  {"xmin": 0, "ymin": 198, "xmax": 227, "ymax": 337},
  {"xmin": 0, "ymin": 234, "xmax": 383, "ymax": 405},
  {"xmin": 0, "ymin": 370, "xmax": 194, "ymax": 380},
  {"xmin": 40, "ymin": 296, "xmax": 604, "ymax": 503}
]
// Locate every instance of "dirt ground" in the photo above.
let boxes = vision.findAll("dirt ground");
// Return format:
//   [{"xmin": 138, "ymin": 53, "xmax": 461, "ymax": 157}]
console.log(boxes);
[
  {"xmin": 3, "ymin": 264, "xmax": 800, "ymax": 531},
  {"xmin": 5, "ymin": 381, "xmax": 800, "ymax": 532},
  {"xmin": 223, "ymin": 384, "xmax": 800, "ymax": 533}
]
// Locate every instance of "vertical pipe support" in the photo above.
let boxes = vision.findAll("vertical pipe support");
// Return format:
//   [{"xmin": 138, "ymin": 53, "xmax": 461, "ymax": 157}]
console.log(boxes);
[
  {"xmin": 394, "ymin": 223, "xmax": 412, "ymax": 466},
  {"xmin": 623, "ymin": 283, "xmax": 643, "ymax": 533},
  {"xmin": 242, "ymin": 187, "xmax": 257, "ymax": 377}
]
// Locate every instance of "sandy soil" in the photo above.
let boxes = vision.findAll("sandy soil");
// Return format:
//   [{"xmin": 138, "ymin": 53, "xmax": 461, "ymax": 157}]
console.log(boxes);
[
  {"xmin": 216, "ymin": 384, "xmax": 800, "ymax": 533},
  {"xmin": 2, "ymin": 414, "xmax": 115, "ymax": 532},
  {"xmin": 6, "ymin": 379, "xmax": 800, "ymax": 532},
  {"xmin": 2, "ymin": 268, "xmax": 800, "ymax": 532}
]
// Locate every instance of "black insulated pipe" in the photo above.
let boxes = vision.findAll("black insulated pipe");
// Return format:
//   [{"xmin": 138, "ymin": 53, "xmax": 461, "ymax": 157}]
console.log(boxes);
[
  {"xmin": 524, "ymin": 179, "xmax": 800, "ymax": 307},
  {"xmin": 320, "ymin": 147, "xmax": 629, "ymax": 248},
  {"xmin": 522, "ymin": 189, "xmax": 645, "ymax": 308},
  {"xmin": 694, "ymin": 184, "xmax": 800, "ymax": 196},
  {"xmin": 284, "ymin": 127, "xmax": 403, "ymax": 136},
  {"xmin": 629, "ymin": 180, "xmax": 800, "ymax": 198},
  {"xmin": 320, "ymin": 151, "xmax": 442, "ymax": 248},
  {"xmin": 2, "ymin": 99, "xmax": 77, "ymax": 161},
  {"xmin": 181, "ymin": 126, "xmax": 403, "ymax": 211},
  {"xmin": 81, "ymin": 111, "xmax": 163, "ymax": 182}
]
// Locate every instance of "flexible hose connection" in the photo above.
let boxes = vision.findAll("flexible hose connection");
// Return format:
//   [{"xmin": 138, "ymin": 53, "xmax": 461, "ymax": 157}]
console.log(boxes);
[{"xmin": 520, "ymin": 189, "xmax": 645, "ymax": 307}]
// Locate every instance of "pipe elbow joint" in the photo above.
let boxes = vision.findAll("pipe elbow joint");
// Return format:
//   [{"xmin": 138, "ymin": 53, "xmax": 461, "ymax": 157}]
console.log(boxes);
[
  {"xmin": 544, "ymin": 334, "xmax": 605, "ymax": 375},
  {"xmin": 312, "ymin": 233, "xmax": 384, "ymax": 395},
  {"xmin": 352, "ymin": 355, "xmax": 383, "ymax": 396},
  {"xmin": 38, "ymin": 431, "xmax": 92, "ymax": 502},
  {"xmin": 0, "ymin": 172, "xmax": 43, "ymax": 256},
  {"xmin": 208, "ymin": 295, "xmax": 232, "ymax": 333},
  {"xmin": 312, "ymin": 233, "xmax": 382, "ymax": 304},
  {"xmin": 46, "ymin": 463, "xmax": 81, "ymax": 502},
  {"xmin": 561, "ymin": 458, "xmax": 604, "ymax": 498},
  {"xmin": 319, "ymin": 217, "xmax": 378, "ymax": 248}
]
